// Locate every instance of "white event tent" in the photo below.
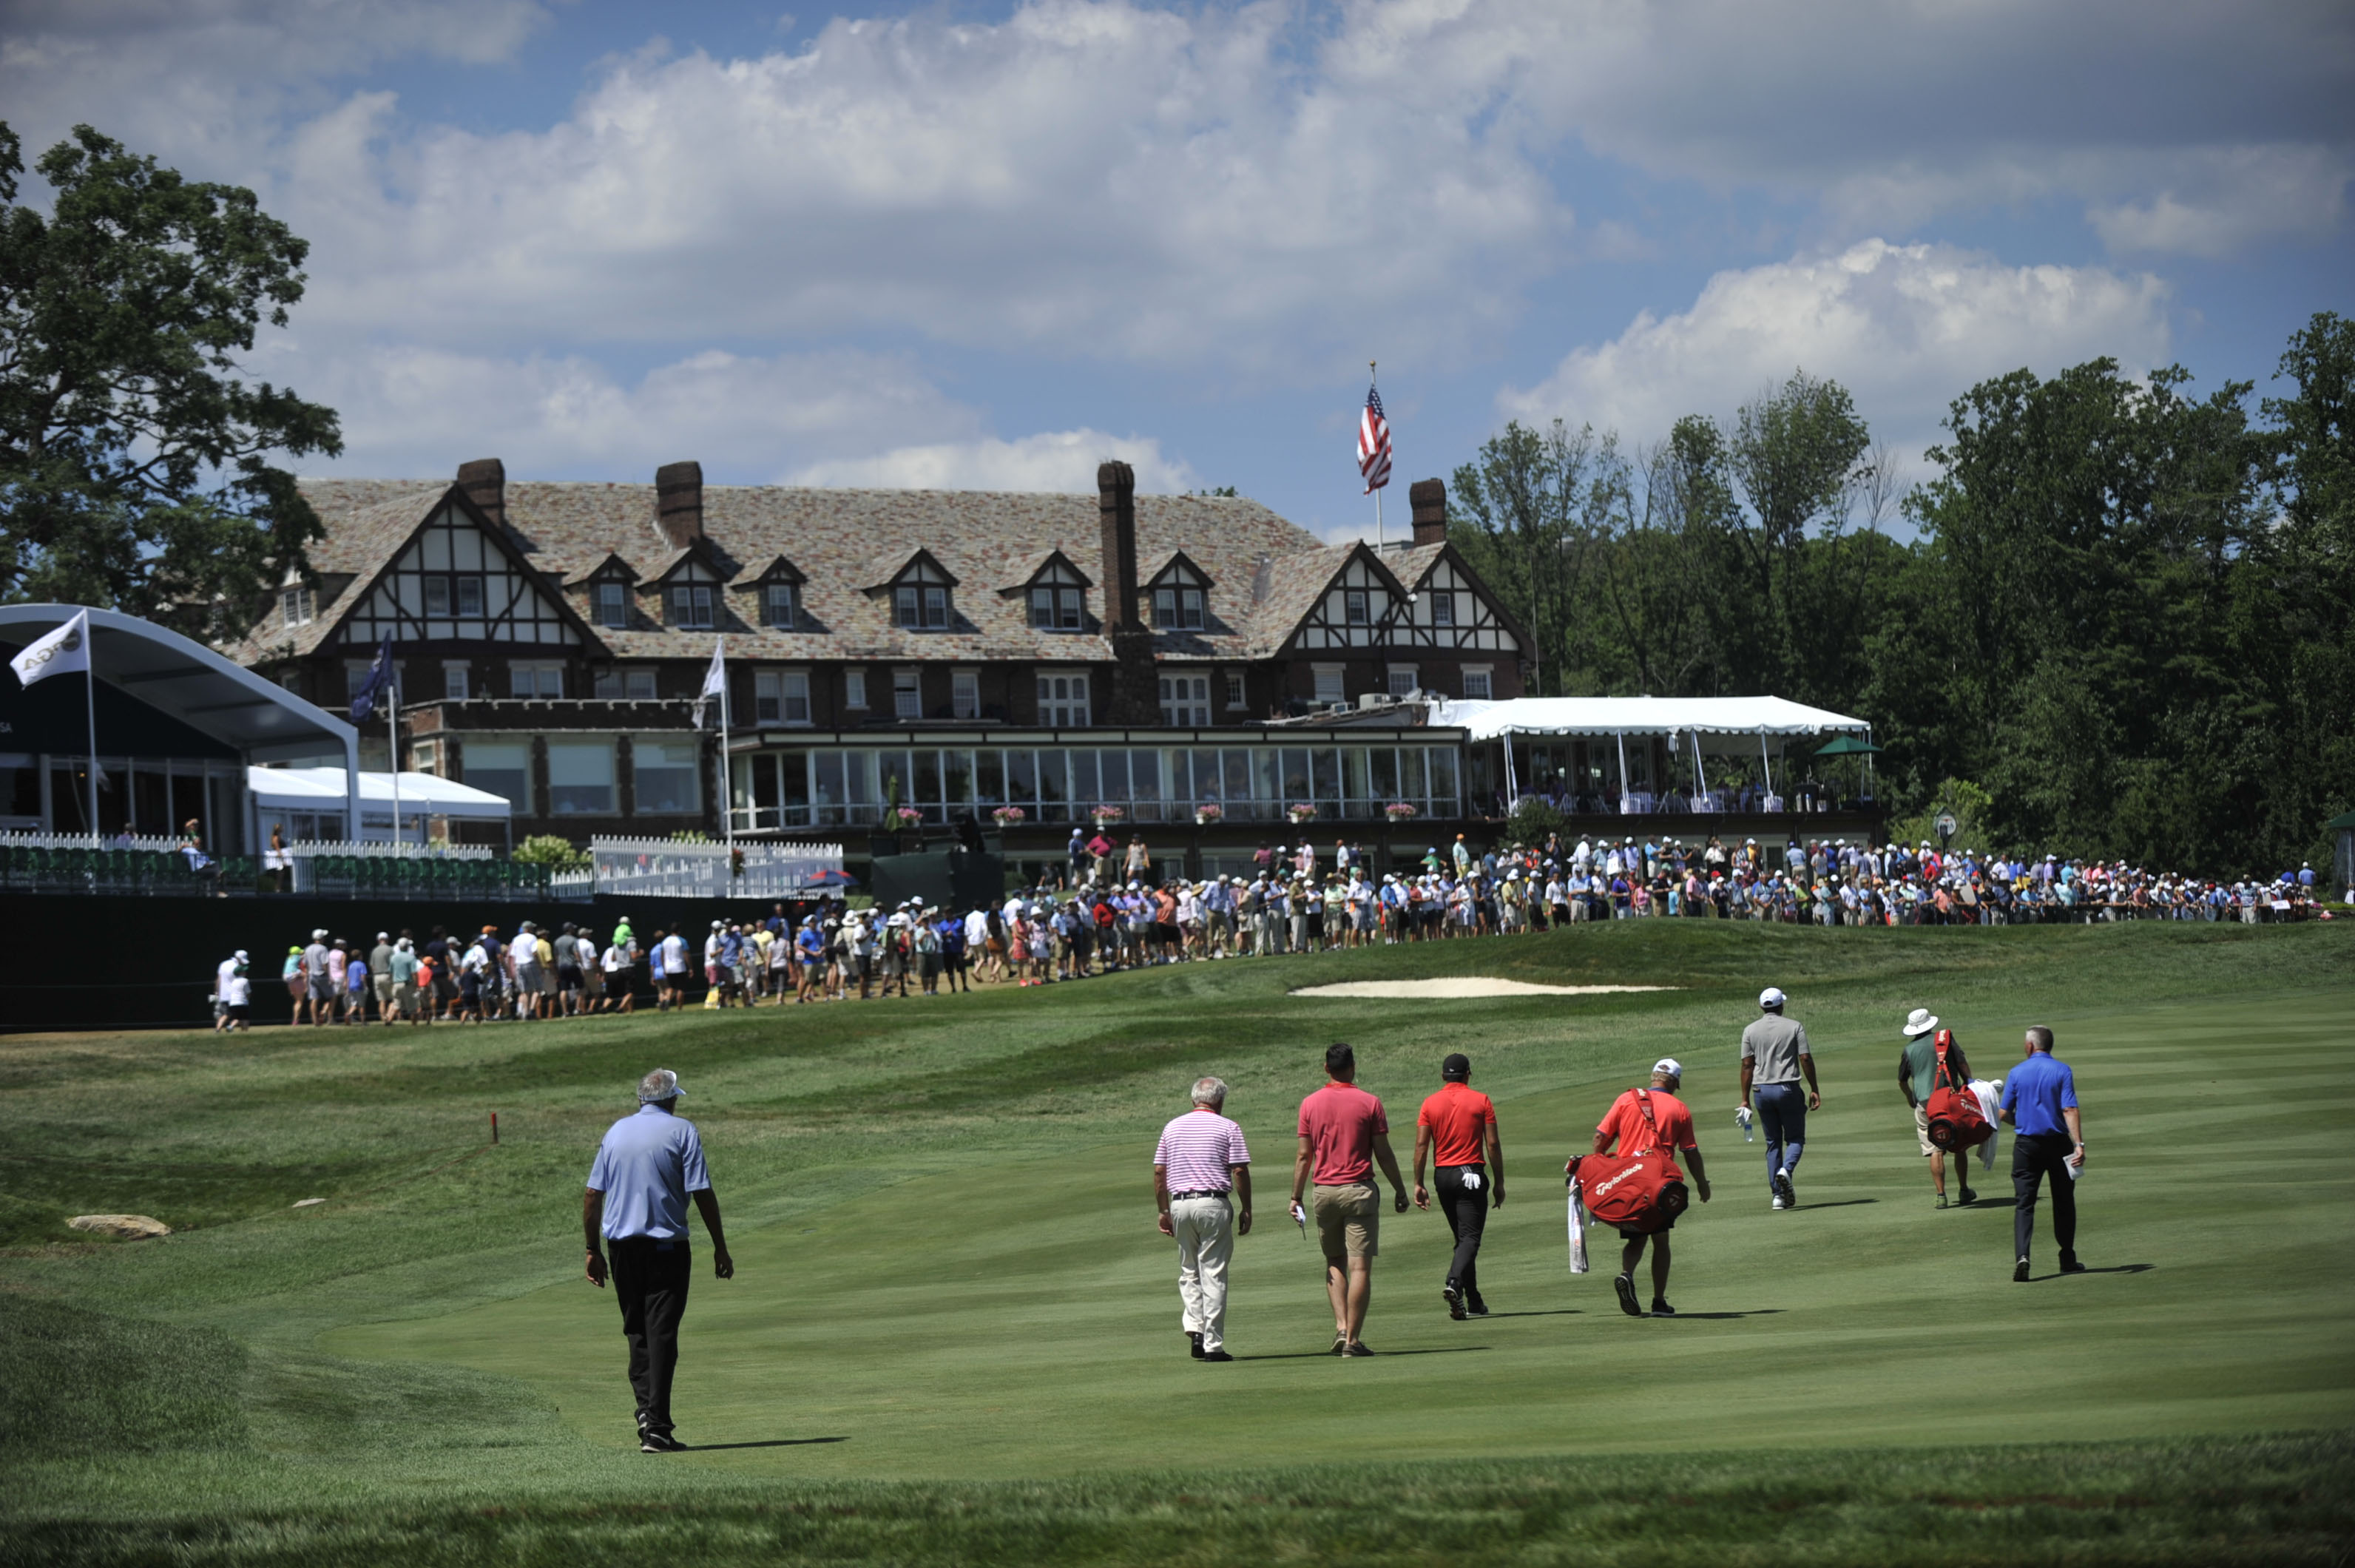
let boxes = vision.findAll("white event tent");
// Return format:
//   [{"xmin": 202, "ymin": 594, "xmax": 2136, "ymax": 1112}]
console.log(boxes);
[
  {"xmin": 1433, "ymin": 696, "xmax": 1873, "ymax": 812},
  {"xmin": 247, "ymin": 766, "xmax": 514, "ymax": 848}
]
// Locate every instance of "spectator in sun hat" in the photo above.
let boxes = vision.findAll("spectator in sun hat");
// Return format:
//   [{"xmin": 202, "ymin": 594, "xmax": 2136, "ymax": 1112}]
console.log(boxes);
[
  {"xmin": 1898, "ymin": 1007, "xmax": 1976, "ymax": 1209},
  {"xmin": 1740, "ymin": 986, "xmax": 1819, "ymax": 1209},
  {"xmin": 584, "ymin": 1068, "xmax": 734, "ymax": 1452},
  {"xmin": 1592, "ymin": 1058, "xmax": 1710, "ymax": 1318}
]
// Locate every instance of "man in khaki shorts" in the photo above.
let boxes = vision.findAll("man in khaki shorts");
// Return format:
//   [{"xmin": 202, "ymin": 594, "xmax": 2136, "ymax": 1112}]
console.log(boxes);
[{"xmin": 1291, "ymin": 1042, "xmax": 1410, "ymax": 1356}]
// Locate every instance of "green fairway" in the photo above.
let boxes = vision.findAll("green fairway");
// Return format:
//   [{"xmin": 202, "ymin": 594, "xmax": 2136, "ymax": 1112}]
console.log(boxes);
[{"xmin": 5, "ymin": 921, "xmax": 2354, "ymax": 1564}]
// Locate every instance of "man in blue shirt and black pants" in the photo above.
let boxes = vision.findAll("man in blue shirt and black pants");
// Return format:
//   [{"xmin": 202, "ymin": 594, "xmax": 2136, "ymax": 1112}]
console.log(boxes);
[
  {"xmin": 584, "ymin": 1069, "xmax": 735, "ymax": 1450},
  {"xmin": 1999, "ymin": 1027, "xmax": 2087, "ymax": 1283}
]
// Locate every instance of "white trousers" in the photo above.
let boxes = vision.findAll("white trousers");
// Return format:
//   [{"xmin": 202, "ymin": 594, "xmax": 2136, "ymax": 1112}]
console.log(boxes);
[{"xmin": 1172, "ymin": 1194, "xmax": 1236, "ymax": 1352}]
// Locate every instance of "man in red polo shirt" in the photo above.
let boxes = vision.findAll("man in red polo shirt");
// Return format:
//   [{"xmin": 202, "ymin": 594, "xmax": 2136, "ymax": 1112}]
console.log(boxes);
[
  {"xmin": 1291, "ymin": 1042, "xmax": 1410, "ymax": 1356},
  {"xmin": 1413, "ymin": 1052, "xmax": 1504, "ymax": 1320},
  {"xmin": 1593, "ymin": 1057, "xmax": 1712, "ymax": 1319}
]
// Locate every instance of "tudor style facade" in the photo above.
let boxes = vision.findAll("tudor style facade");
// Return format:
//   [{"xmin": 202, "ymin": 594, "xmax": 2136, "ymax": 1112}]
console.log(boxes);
[{"xmin": 223, "ymin": 463, "xmax": 1524, "ymax": 847}]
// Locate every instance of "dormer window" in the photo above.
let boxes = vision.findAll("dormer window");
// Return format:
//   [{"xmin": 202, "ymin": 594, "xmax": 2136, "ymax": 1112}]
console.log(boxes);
[
  {"xmin": 764, "ymin": 582, "xmax": 800, "ymax": 629},
  {"xmin": 596, "ymin": 580, "xmax": 629, "ymax": 629},
  {"xmin": 280, "ymin": 586, "xmax": 314, "ymax": 626},
  {"xmin": 671, "ymin": 584, "xmax": 714, "ymax": 629},
  {"xmin": 1018, "ymin": 555, "xmax": 1090, "ymax": 631},
  {"xmin": 1143, "ymin": 553, "xmax": 1214, "ymax": 632},
  {"xmin": 879, "ymin": 552, "xmax": 957, "ymax": 631}
]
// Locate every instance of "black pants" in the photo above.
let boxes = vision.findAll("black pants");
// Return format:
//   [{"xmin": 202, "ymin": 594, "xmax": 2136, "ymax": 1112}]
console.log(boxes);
[
  {"xmin": 610, "ymin": 1236, "xmax": 692, "ymax": 1437},
  {"xmin": 1436, "ymin": 1163, "xmax": 1490, "ymax": 1296},
  {"xmin": 2012, "ymin": 1133, "xmax": 2078, "ymax": 1263}
]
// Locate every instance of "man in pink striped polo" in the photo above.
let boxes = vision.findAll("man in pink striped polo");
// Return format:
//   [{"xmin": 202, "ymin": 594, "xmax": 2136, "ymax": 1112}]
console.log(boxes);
[{"xmin": 1154, "ymin": 1078, "xmax": 1254, "ymax": 1361}]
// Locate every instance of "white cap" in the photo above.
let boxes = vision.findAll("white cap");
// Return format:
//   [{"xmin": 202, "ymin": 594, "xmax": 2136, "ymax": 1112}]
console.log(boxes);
[
  {"xmin": 1758, "ymin": 986, "xmax": 1786, "ymax": 1009},
  {"xmin": 1652, "ymin": 1057, "xmax": 1684, "ymax": 1079}
]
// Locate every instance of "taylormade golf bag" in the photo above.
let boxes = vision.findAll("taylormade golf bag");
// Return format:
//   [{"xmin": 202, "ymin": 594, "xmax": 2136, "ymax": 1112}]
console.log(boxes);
[
  {"xmin": 1923, "ymin": 1030, "xmax": 1993, "ymax": 1152},
  {"xmin": 1565, "ymin": 1088, "xmax": 1689, "ymax": 1234}
]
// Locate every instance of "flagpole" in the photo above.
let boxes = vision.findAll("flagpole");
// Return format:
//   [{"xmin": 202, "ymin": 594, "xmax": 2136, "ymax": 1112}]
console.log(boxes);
[
  {"xmin": 719, "ymin": 639, "xmax": 733, "ymax": 852},
  {"xmin": 388, "ymin": 676, "xmax": 401, "ymax": 848},
  {"xmin": 84, "ymin": 649, "xmax": 100, "ymax": 843},
  {"xmin": 1371, "ymin": 360, "xmax": 1382, "ymax": 550}
]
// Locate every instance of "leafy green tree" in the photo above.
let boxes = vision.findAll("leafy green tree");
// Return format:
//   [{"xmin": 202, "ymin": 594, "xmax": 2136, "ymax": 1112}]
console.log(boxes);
[
  {"xmin": 513, "ymin": 834, "xmax": 589, "ymax": 870},
  {"xmin": 0, "ymin": 123, "xmax": 340, "ymax": 638},
  {"xmin": 1448, "ymin": 419, "xmax": 1627, "ymax": 695}
]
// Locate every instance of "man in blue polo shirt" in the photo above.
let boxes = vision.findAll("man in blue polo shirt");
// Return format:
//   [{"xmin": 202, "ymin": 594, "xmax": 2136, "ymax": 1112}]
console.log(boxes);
[
  {"xmin": 584, "ymin": 1069, "xmax": 735, "ymax": 1451},
  {"xmin": 1998, "ymin": 1027, "xmax": 2086, "ymax": 1282}
]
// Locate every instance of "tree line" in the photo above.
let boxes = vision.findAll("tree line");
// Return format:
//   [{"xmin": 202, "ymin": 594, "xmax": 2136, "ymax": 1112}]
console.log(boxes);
[{"xmin": 1447, "ymin": 317, "xmax": 2354, "ymax": 876}]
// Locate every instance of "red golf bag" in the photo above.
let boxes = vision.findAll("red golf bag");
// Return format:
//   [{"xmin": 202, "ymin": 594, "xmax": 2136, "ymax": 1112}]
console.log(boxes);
[
  {"xmin": 1567, "ymin": 1089, "xmax": 1689, "ymax": 1234},
  {"xmin": 1922, "ymin": 1030, "xmax": 1992, "ymax": 1152}
]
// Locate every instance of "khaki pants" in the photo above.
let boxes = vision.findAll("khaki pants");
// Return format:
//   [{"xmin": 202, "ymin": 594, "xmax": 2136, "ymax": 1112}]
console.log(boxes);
[{"xmin": 1171, "ymin": 1194, "xmax": 1235, "ymax": 1353}]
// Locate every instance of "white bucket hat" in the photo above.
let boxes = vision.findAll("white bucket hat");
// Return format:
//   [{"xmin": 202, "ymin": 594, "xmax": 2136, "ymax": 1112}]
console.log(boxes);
[{"xmin": 1902, "ymin": 1007, "xmax": 1940, "ymax": 1037}]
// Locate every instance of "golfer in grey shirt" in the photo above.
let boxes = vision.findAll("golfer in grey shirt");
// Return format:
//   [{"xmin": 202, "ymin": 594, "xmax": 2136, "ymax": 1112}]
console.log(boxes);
[{"xmin": 1740, "ymin": 987, "xmax": 1820, "ymax": 1209}]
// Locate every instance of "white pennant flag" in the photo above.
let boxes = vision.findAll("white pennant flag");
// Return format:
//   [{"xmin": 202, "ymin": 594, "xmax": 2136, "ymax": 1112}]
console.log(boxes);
[
  {"xmin": 693, "ymin": 638, "xmax": 725, "ymax": 729},
  {"xmin": 10, "ymin": 609, "xmax": 92, "ymax": 688}
]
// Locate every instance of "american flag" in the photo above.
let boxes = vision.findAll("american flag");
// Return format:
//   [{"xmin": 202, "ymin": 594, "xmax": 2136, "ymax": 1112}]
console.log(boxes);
[{"xmin": 1357, "ymin": 381, "xmax": 1392, "ymax": 495}]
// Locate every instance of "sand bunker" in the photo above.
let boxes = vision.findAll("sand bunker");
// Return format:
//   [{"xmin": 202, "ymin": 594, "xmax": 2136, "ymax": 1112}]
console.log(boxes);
[{"xmin": 1288, "ymin": 979, "xmax": 1676, "ymax": 1000}]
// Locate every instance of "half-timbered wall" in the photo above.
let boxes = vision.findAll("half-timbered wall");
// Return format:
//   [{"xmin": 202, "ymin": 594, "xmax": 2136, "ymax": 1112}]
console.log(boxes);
[
  {"xmin": 1393, "ymin": 558, "xmax": 1518, "ymax": 653},
  {"xmin": 337, "ymin": 505, "xmax": 578, "ymax": 648},
  {"xmin": 1296, "ymin": 555, "xmax": 1405, "ymax": 651}
]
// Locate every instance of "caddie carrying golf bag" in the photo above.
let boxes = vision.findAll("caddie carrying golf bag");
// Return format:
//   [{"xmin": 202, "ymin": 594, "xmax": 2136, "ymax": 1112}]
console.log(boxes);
[
  {"xmin": 1565, "ymin": 1088, "xmax": 1689, "ymax": 1234},
  {"xmin": 1922, "ymin": 1029, "xmax": 1993, "ymax": 1152}
]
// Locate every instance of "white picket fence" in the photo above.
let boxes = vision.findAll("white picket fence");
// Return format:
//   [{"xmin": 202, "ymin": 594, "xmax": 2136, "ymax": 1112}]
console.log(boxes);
[
  {"xmin": 0, "ymin": 830, "xmax": 185, "ymax": 851},
  {"xmin": 590, "ymin": 837, "xmax": 845, "ymax": 899}
]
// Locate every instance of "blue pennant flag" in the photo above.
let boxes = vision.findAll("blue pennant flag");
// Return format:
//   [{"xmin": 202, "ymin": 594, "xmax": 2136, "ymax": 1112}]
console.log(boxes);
[{"xmin": 349, "ymin": 636, "xmax": 396, "ymax": 726}]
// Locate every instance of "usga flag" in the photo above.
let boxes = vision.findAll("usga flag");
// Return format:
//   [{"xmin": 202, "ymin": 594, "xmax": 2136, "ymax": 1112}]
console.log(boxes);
[
  {"xmin": 10, "ymin": 609, "xmax": 91, "ymax": 688},
  {"xmin": 693, "ymin": 638, "xmax": 726, "ymax": 729}
]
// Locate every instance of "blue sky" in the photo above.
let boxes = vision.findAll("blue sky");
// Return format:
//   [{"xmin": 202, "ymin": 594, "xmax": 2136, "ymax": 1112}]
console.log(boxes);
[{"xmin": 7, "ymin": 0, "xmax": 2349, "ymax": 541}]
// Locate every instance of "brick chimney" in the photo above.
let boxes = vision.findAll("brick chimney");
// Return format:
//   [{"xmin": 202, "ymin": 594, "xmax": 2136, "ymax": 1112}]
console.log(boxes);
[
  {"xmin": 1410, "ymin": 478, "xmax": 1447, "ymax": 547},
  {"xmin": 656, "ymin": 461, "xmax": 704, "ymax": 548},
  {"xmin": 456, "ymin": 458, "xmax": 506, "ymax": 527},
  {"xmin": 1098, "ymin": 461, "xmax": 1139, "ymax": 629},
  {"xmin": 1096, "ymin": 459, "xmax": 1156, "ymax": 723}
]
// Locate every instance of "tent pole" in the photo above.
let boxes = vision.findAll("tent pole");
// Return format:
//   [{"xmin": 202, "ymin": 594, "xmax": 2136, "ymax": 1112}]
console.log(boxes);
[
  {"xmin": 1758, "ymin": 730, "xmax": 1772, "ymax": 800},
  {"xmin": 1692, "ymin": 729, "xmax": 1706, "ymax": 805},
  {"xmin": 85, "ymin": 657, "xmax": 101, "ymax": 842},
  {"xmin": 1504, "ymin": 739, "xmax": 1518, "ymax": 808},
  {"xmin": 1615, "ymin": 731, "xmax": 1628, "ymax": 812}
]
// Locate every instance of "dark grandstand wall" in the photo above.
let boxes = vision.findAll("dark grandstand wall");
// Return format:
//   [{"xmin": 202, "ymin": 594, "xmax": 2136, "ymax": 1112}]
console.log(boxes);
[{"xmin": 0, "ymin": 893, "xmax": 831, "ymax": 1033}]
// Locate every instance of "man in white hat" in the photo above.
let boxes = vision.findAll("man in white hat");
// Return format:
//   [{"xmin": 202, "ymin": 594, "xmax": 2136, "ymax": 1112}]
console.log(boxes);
[
  {"xmin": 584, "ymin": 1068, "xmax": 734, "ymax": 1452},
  {"xmin": 1740, "ymin": 987, "xmax": 1818, "ymax": 1209},
  {"xmin": 1899, "ymin": 1007, "xmax": 1976, "ymax": 1208}
]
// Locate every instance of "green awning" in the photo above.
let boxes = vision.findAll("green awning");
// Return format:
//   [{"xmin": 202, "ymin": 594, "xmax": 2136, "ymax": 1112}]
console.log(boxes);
[
  {"xmin": 1814, "ymin": 735, "xmax": 1881, "ymax": 757},
  {"xmin": 2328, "ymin": 811, "xmax": 2355, "ymax": 831}
]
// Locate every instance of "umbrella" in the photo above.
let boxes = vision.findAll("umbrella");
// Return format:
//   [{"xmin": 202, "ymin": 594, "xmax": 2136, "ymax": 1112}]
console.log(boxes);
[
  {"xmin": 1813, "ymin": 735, "xmax": 1881, "ymax": 758},
  {"xmin": 804, "ymin": 868, "xmax": 859, "ymax": 887}
]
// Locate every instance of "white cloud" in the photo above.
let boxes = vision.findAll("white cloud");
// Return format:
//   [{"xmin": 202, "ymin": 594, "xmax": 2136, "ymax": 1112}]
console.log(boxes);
[
  {"xmin": 1503, "ymin": 240, "xmax": 2175, "ymax": 456},
  {"xmin": 790, "ymin": 430, "xmax": 1197, "ymax": 495},
  {"xmin": 299, "ymin": 342, "xmax": 986, "ymax": 480}
]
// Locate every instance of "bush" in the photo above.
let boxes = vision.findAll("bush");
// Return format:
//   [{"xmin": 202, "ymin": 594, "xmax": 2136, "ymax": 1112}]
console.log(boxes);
[
  {"xmin": 512, "ymin": 834, "xmax": 587, "ymax": 870},
  {"xmin": 1888, "ymin": 778, "xmax": 1996, "ymax": 855},
  {"xmin": 1507, "ymin": 794, "xmax": 1570, "ymax": 845}
]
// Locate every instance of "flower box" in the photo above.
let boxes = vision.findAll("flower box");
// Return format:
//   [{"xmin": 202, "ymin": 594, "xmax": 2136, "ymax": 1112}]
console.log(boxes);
[
  {"xmin": 1286, "ymin": 803, "xmax": 1318, "ymax": 823},
  {"xmin": 1385, "ymin": 802, "xmax": 1419, "ymax": 820},
  {"xmin": 1090, "ymin": 805, "xmax": 1126, "ymax": 823},
  {"xmin": 991, "ymin": 805, "xmax": 1027, "ymax": 825},
  {"xmin": 1193, "ymin": 804, "xmax": 1225, "ymax": 825}
]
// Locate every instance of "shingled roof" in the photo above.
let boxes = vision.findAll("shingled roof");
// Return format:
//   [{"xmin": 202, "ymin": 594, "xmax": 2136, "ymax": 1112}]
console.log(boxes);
[{"xmin": 234, "ymin": 479, "xmax": 1359, "ymax": 666}]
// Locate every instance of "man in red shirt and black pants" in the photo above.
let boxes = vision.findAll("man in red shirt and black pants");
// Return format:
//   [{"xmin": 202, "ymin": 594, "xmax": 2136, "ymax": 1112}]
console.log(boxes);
[
  {"xmin": 1413, "ymin": 1052, "xmax": 1504, "ymax": 1320},
  {"xmin": 1593, "ymin": 1057, "xmax": 1712, "ymax": 1318},
  {"xmin": 1293, "ymin": 1042, "xmax": 1410, "ymax": 1356}
]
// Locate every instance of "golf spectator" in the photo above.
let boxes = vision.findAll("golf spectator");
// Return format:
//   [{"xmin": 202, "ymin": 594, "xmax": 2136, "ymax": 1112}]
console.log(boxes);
[
  {"xmin": 1412, "ymin": 1052, "xmax": 1504, "ymax": 1319},
  {"xmin": 389, "ymin": 936, "xmax": 422, "ymax": 1024},
  {"xmin": 369, "ymin": 932, "xmax": 396, "ymax": 1024},
  {"xmin": 1291, "ymin": 1042, "xmax": 1410, "ymax": 1356},
  {"xmin": 583, "ymin": 1068, "xmax": 734, "ymax": 1453},
  {"xmin": 300, "ymin": 929, "xmax": 331, "ymax": 1026},
  {"xmin": 1153, "ymin": 1077, "xmax": 1253, "ymax": 1362},
  {"xmin": 1740, "ymin": 987, "xmax": 1820, "ymax": 1209},
  {"xmin": 2000, "ymin": 1027, "xmax": 2087, "ymax": 1281},
  {"xmin": 1898, "ymin": 1008, "xmax": 1977, "ymax": 1208},
  {"xmin": 1594, "ymin": 1058, "xmax": 1711, "ymax": 1318}
]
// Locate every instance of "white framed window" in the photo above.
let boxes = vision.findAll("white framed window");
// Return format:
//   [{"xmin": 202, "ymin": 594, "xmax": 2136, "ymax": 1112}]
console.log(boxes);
[
  {"xmin": 1313, "ymin": 665, "xmax": 1345, "ymax": 704},
  {"xmin": 669, "ymin": 584, "xmax": 714, "ymax": 629},
  {"xmin": 410, "ymin": 741, "xmax": 439, "ymax": 775},
  {"xmin": 1430, "ymin": 592, "xmax": 1456, "ymax": 627},
  {"xmin": 845, "ymin": 669, "xmax": 868, "ymax": 709},
  {"xmin": 1029, "ymin": 586, "xmax": 1083, "ymax": 630},
  {"xmin": 442, "ymin": 660, "xmax": 470, "ymax": 700},
  {"xmin": 1152, "ymin": 586, "xmax": 1206, "ymax": 630},
  {"xmin": 546, "ymin": 740, "xmax": 615, "ymax": 815},
  {"xmin": 456, "ymin": 575, "xmax": 483, "ymax": 618},
  {"xmin": 510, "ymin": 660, "xmax": 564, "ymax": 699},
  {"xmin": 1462, "ymin": 665, "xmax": 1493, "ymax": 700},
  {"xmin": 952, "ymin": 669, "xmax": 980, "ymax": 720},
  {"xmin": 281, "ymin": 587, "xmax": 313, "ymax": 626},
  {"xmin": 895, "ymin": 584, "xmax": 950, "ymax": 629},
  {"xmin": 1223, "ymin": 670, "xmax": 1245, "ymax": 709},
  {"xmin": 1345, "ymin": 589, "xmax": 1368, "ymax": 625},
  {"xmin": 754, "ymin": 669, "xmax": 811, "ymax": 726},
  {"xmin": 1159, "ymin": 673, "xmax": 1210, "ymax": 726},
  {"xmin": 1037, "ymin": 672, "xmax": 1091, "ymax": 727},
  {"xmin": 632, "ymin": 736, "xmax": 701, "ymax": 814},
  {"xmin": 893, "ymin": 668, "xmax": 922, "ymax": 720},
  {"xmin": 596, "ymin": 581, "xmax": 629, "ymax": 629},
  {"xmin": 1387, "ymin": 665, "xmax": 1418, "ymax": 697},
  {"xmin": 764, "ymin": 582, "xmax": 800, "ymax": 629},
  {"xmin": 424, "ymin": 576, "xmax": 450, "ymax": 617}
]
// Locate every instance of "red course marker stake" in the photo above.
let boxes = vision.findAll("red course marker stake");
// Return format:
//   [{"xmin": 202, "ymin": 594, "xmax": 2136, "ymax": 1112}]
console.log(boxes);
[{"xmin": 491, "ymin": 1112, "xmax": 499, "ymax": 1145}]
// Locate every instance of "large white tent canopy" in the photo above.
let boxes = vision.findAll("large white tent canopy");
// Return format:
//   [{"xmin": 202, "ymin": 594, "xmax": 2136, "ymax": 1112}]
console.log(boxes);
[
  {"xmin": 249, "ymin": 766, "xmax": 513, "ymax": 844},
  {"xmin": 1436, "ymin": 696, "xmax": 1870, "ymax": 740}
]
